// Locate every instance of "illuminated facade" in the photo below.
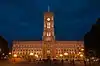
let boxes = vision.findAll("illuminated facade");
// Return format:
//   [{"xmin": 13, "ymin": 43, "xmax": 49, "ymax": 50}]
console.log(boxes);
[{"xmin": 12, "ymin": 10, "xmax": 84, "ymax": 60}]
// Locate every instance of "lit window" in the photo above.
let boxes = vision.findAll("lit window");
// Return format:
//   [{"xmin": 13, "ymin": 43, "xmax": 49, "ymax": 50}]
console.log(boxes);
[
  {"xmin": 47, "ymin": 32, "xmax": 48, "ymax": 36},
  {"xmin": 47, "ymin": 22, "xmax": 50, "ymax": 28},
  {"xmin": 47, "ymin": 32, "xmax": 51, "ymax": 36},
  {"xmin": 47, "ymin": 25, "xmax": 50, "ymax": 28},
  {"xmin": 48, "ymin": 32, "xmax": 51, "ymax": 36}
]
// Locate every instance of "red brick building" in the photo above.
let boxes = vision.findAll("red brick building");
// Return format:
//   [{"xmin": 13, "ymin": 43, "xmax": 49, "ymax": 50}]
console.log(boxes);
[{"xmin": 12, "ymin": 10, "xmax": 84, "ymax": 60}]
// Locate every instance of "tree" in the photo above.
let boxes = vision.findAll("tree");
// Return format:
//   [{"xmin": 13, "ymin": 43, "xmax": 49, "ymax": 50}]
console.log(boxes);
[
  {"xmin": 0, "ymin": 36, "xmax": 8, "ymax": 59},
  {"xmin": 84, "ymin": 18, "xmax": 100, "ymax": 57}
]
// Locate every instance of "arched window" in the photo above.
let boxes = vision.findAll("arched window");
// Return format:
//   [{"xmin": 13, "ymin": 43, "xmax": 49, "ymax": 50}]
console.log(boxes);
[
  {"xmin": 47, "ymin": 22, "xmax": 50, "ymax": 28},
  {"xmin": 47, "ymin": 32, "xmax": 51, "ymax": 36}
]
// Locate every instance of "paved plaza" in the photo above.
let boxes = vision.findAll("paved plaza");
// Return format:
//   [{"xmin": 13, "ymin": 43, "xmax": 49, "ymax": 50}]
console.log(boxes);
[{"xmin": 0, "ymin": 60, "xmax": 100, "ymax": 66}]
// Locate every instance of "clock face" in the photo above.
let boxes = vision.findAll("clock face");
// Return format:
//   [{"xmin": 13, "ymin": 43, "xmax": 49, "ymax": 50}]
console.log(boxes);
[{"xmin": 47, "ymin": 17, "xmax": 50, "ymax": 21}]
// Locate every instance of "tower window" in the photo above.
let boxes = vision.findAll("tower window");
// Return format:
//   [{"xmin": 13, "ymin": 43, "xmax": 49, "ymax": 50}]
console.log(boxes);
[
  {"xmin": 47, "ymin": 22, "xmax": 50, "ymax": 28},
  {"xmin": 47, "ymin": 32, "xmax": 51, "ymax": 36},
  {"xmin": 47, "ymin": 32, "xmax": 49, "ymax": 36},
  {"xmin": 49, "ymin": 32, "xmax": 51, "ymax": 36}
]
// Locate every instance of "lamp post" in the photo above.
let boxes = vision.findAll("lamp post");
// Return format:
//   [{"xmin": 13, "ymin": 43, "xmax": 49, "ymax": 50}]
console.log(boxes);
[
  {"xmin": 13, "ymin": 54, "xmax": 17, "ymax": 58},
  {"xmin": 13, "ymin": 54, "xmax": 17, "ymax": 62},
  {"xmin": 29, "ymin": 53, "xmax": 33, "ymax": 62},
  {"xmin": 64, "ymin": 53, "xmax": 68, "ymax": 56},
  {"xmin": 60, "ymin": 54, "xmax": 63, "ymax": 57},
  {"xmin": 64, "ymin": 53, "xmax": 68, "ymax": 60},
  {"xmin": 9, "ymin": 52, "xmax": 12, "ymax": 58},
  {"xmin": 80, "ymin": 54, "xmax": 83, "ymax": 57},
  {"xmin": 30, "ymin": 53, "xmax": 33, "ymax": 56},
  {"xmin": 81, "ymin": 49, "xmax": 84, "ymax": 51},
  {"xmin": 80, "ymin": 54, "xmax": 84, "ymax": 60},
  {"xmin": 60, "ymin": 54, "xmax": 64, "ymax": 66},
  {"xmin": 9, "ymin": 52, "xmax": 11, "ymax": 55},
  {"xmin": 35, "ymin": 54, "xmax": 38, "ymax": 58},
  {"xmin": 60, "ymin": 54, "xmax": 63, "ymax": 59},
  {"xmin": 35, "ymin": 54, "xmax": 38, "ymax": 60}
]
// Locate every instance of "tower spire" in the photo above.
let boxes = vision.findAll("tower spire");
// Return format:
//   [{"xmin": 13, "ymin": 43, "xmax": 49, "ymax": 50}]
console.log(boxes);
[{"xmin": 48, "ymin": 5, "xmax": 50, "ymax": 12}]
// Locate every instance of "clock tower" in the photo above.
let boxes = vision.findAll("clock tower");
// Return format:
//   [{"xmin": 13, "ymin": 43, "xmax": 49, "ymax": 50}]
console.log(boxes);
[{"xmin": 42, "ymin": 7, "xmax": 55, "ymax": 59}]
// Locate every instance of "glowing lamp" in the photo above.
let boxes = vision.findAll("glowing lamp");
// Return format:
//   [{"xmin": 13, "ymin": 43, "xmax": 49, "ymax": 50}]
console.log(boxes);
[
  {"xmin": 30, "ymin": 53, "xmax": 33, "ymax": 56},
  {"xmin": 60, "ymin": 54, "xmax": 63, "ymax": 57},
  {"xmin": 64, "ymin": 53, "xmax": 68, "ymax": 56},
  {"xmin": 13, "ymin": 54, "xmax": 17, "ymax": 58}
]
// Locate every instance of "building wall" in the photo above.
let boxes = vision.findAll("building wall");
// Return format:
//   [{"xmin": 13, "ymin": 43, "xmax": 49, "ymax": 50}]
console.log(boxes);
[
  {"xmin": 12, "ymin": 41, "xmax": 42, "ymax": 56},
  {"xmin": 12, "ymin": 40, "xmax": 84, "ymax": 60},
  {"xmin": 55, "ymin": 41, "xmax": 84, "ymax": 59},
  {"xmin": 12, "ymin": 11, "xmax": 84, "ymax": 60}
]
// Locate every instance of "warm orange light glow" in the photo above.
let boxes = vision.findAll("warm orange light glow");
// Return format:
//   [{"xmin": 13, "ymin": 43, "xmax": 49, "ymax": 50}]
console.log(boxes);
[
  {"xmin": 64, "ymin": 53, "xmax": 68, "ymax": 56},
  {"xmin": 80, "ymin": 54, "xmax": 83, "ymax": 57},
  {"xmin": 35, "ymin": 54, "xmax": 38, "ymax": 58},
  {"xmin": 9, "ymin": 52, "xmax": 11, "ymax": 55},
  {"xmin": 13, "ymin": 54, "xmax": 17, "ymax": 58},
  {"xmin": 47, "ymin": 18, "xmax": 50, "ymax": 21},
  {"xmin": 79, "ymin": 52, "xmax": 81, "ymax": 54},
  {"xmin": 81, "ymin": 49, "xmax": 84, "ymax": 51},
  {"xmin": 60, "ymin": 54, "xmax": 63, "ymax": 57},
  {"xmin": 30, "ymin": 53, "xmax": 33, "ymax": 56}
]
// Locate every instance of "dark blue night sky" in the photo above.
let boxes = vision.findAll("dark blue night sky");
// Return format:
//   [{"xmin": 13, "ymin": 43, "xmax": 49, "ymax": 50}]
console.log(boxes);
[{"xmin": 0, "ymin": 0, "xmax": 100, "ymax": 45}]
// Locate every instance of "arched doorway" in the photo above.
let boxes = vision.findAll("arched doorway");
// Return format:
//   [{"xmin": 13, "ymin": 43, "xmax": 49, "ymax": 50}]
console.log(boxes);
[{"xmin": 47, "ymin": 49, "xmax": 51, "ymax": 59}]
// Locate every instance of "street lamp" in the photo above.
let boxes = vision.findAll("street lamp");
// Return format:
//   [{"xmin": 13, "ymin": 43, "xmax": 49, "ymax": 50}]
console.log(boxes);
[
  {"xmin": 60, "ymin": 54, "xmax": 63, "ymax": 60},
  {"xmin": 13, "ymin": 54, "xmax": 17, "ymax": 58},
  {"xmin": 13, "ymin": 54, "xmax": 17, "ymax": 62},
  {"xmin": 35, "ymin": 54, "xmax": 38, "ymax": 59},
  {"xmin": 64, "ymin": 53, "xmax": 68, "ymax": 60},
  {"xmin": 9, "ymin": 52, "xmax": 11, "ymax": 55},
  {"xmin": 29, "ymin": 53, "xmax": 33, "ymax": 62},
  {"xmin": 60, "ymin": 54, "xmax": 63, "ymax": 57},
  {"xmin": 81, "ymin": 49, "xmax": 84, "ymax": 51},
  {"xmin": 80, "ymin": 54, "xmax": 83, "ymax": 57},
  {"xmin": 9, "ymin": 52, "xmax": 12, "ymax": 58},
  {"xmin": 64, "ymin": 53, "xmax": 68, "ymax": 56},
  {"xmin": 30, "ymin": 53, "xmax": 33, "ymax": 56}
]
